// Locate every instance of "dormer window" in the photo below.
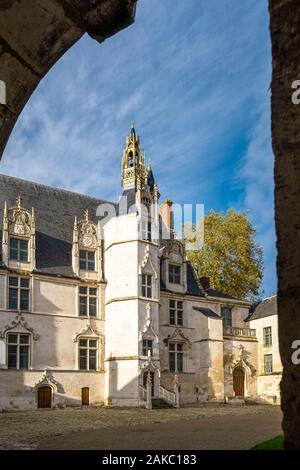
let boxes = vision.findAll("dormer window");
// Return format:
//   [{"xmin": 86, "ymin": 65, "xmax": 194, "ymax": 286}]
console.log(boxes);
[
  {"xmin": 79, "ymin": 250, "xmax": 95, "ymax": 271},
  {"xmin": 10, "ymin": 237, "xmax": 28, "ymax": 262},
  {"xmin": 169, "ymin": 264, "xmax": 181, "ymax": 284}
]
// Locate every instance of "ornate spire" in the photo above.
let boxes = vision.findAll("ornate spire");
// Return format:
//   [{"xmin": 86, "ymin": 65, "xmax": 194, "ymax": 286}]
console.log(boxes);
[
  {"xmin": 122, "ymin": 123, "xmax": 145, "ymax": 190},
  {"xmin": 84, "ymin": 209, "xmax": 89, "ymax": 222},
  {"xmin": 16, "ymin": 195, "xmax": 22, "ymax": 209}
]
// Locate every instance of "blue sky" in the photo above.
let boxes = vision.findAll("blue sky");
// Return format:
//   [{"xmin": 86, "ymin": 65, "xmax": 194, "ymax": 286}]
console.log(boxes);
[{"xmin": 0, "ymin": 0, "xmax": 276, "ymax": 296}]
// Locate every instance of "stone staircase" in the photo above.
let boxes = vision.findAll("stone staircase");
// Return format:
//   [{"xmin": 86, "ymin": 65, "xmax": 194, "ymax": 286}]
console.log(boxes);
[{"xmin": 151, "ymin": 398, "xmax": 174, "ymax": 409}]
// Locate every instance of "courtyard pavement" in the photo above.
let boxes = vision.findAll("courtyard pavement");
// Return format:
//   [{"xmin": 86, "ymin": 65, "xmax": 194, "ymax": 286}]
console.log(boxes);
[{"xmin": 0, "ymin": 404, "xmax": 282, "ymax": 450}]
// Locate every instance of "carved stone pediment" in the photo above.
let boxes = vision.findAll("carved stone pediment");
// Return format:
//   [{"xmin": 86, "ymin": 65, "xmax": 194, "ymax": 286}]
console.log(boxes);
[
  {"xmin": 139, "ymin": 356, "xmax": 160, "ymax": 377},
  {"xmin": 78, "ymin": 216, "xmax": 97, "ymax": 249},
  {"xmin": 164, "ymin": 328, "xmax": 192, "ymax": 348},
  {"xmin": 139, "ymin": 246, "xmax": 158, "ymax": 278},
  {"xmin": 73, "ymin": 323, "xmax": 104, "ymax": 343},
  {"xmin": 0, "ymin": 313, "xmax": 40, "ymax": 340},
  {"xmin": 8, "ymin": 207, "xmax": 31, "ymax": 237},
  {"xmin": 34, "ymin": 369, "xmax": 62, "ymax": 393}
]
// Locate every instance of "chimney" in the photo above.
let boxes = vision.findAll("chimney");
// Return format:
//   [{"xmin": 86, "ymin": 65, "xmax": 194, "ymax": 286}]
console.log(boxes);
[
  {"xmin": 160, "ymin": 199, "xmax": 174, "ymax": 234},
  {"xmin": 200, "ymin": 276, "xmax": 210, "ymax": 291}
]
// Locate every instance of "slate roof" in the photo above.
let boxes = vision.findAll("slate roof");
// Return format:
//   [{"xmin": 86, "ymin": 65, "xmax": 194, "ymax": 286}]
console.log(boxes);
[
  {"xmin": 0, "ymin": 174, "xmax": 117, "ymax": 277},
  {"xmin": 246, "ymin": 295, "xmax": 277, "ymax": 321},
  {"xmin": 193, "ymin": 306, "xmax": 221, "ymax": 318}
]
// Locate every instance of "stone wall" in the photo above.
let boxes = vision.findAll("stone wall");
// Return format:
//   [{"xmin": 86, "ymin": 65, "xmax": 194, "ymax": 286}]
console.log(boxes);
[
  {"xmin": 269, "ymin": 0, "xmax": 300, "ymax": 449},
  {"xmin": 0, "ymin": 0, "xmax": 137, "ymax": 159}
]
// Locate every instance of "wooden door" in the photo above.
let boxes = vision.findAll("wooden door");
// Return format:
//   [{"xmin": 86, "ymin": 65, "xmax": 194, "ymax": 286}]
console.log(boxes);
[
  {"xmin": 143, "ymin": 372, "xmax": 155, "ymax": 396},
  {"xmin": 81, "ymin": 387, "xmax": 90, "ymax": 406},
  {"xmin": 37, "ymin": 386, "xmax": 52, "ymax": 408},
  {"xmin": 233, "ymin": 368, "xmax": 244, "ymax": 396}
]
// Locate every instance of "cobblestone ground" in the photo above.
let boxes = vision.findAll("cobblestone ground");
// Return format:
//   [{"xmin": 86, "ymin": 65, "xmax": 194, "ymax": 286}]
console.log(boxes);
[{"xmin": 0, "ymin": 404, "xmax": 282, "ymax": 450}]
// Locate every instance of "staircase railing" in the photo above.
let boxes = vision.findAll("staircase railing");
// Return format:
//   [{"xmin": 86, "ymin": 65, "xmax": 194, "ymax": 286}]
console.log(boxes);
[{"xmin": 159, "ymin": 385, "xmax": 179, "ymax": 408}]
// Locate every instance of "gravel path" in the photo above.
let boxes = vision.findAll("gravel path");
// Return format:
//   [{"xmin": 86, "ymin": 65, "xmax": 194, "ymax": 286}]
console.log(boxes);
[{"xmin": 0, "ymin": 404, "xmax": 282, "ymax": 450}]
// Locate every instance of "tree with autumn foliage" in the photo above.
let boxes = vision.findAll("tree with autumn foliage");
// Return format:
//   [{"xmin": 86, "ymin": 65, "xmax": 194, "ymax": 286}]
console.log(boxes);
[{"xmin": 184, "ymin": 209, "xmax": 263, "ymax": 300}]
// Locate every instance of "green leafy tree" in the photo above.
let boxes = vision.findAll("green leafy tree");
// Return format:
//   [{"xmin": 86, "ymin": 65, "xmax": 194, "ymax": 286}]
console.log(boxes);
[{"xmin": 185, "ymin": 209, "xmax": 263, "ymax": 300}]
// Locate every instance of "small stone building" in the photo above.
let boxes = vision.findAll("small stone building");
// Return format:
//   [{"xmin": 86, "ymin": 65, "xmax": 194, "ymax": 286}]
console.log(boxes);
[{"xmin": 0, "ymin": 126, "xmax": 281, "ymax": 409}]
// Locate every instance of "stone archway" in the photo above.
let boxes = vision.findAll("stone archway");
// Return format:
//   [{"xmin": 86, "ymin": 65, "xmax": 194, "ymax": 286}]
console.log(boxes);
[
  {"xmin": 0, "ymin": 0, "xmax": 137, "ymax": 159},
  {"xmin": 269, "ymin": 0, "xmax": 300, "ymax": 450}
]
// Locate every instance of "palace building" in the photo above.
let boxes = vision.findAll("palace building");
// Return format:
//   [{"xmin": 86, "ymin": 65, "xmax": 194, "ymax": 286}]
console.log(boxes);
[{"xmin": 0, "ymin": 125, "xmax": 281, "ymax": 409}]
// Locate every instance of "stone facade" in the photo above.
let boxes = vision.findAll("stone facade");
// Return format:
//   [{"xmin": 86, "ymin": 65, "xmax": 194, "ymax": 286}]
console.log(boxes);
[{"xmin": 0, "ymin": 126, "xmax": 281, "ymax": 410}]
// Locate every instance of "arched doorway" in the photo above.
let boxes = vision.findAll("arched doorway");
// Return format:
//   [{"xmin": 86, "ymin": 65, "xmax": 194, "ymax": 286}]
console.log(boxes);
[
  {"xmin": 81, "ymin": 387, "xmax": 90, "ymax": 406},
  {"xmin": 233, "ymin": 368, "xmax": 245, "ymax": 397},
  {"xmin": 37, "ymin": 386, "xmax": 52, "ymax": 408}
]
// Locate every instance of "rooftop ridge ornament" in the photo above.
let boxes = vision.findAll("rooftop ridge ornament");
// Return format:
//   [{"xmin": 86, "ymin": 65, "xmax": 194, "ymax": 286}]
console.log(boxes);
[
  {"xmin": 84, "ymin": 209, "xmax": 89, "ymax": 222},
  {"xmin": 16, "ymin": 195, "xmax": 22, "ymax": 208}
]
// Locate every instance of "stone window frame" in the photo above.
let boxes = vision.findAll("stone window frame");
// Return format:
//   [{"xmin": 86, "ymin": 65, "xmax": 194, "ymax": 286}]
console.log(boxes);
[
  {"xmin": 78, "ymin": 285, "xmax": 98, "ymax": 318},
  {"xmin": 264, "ymin": 353, "xmax": 273, "ymax": 374},
  {"xmin": 141, "ymin": 273, "xmax": 152, "ymax": 299},
  {"xmin": 221, "ymin": 306, "xmax": 232, "ymax": 327},
  {"xmin": 6, "ymin": 332, "xmax": 31, "ymax": 370},
  {"xmin": 169, "ymin": 299, "xmax": 183, "ymax": 326},
  {"xmin": 7, "ymin": 275, "xmax": 31, "ymax": 312},
  {"xmin": 9, "ymin": 237, "xmax": 29, "ymax": 262},
  {"xmin": 79, "ymin": 249, "xmax": 96, "ymax": 272},
  {"xmin": 168, "ymin": 263, "xmax": 181, "ymax": 284},
  {"xmin": 78, "ymin": 337, "xmax": 99, "ymax": 371},
  {"xmin": 169, "ymin": 342, "xmax": 185, "ymax": 373},
  {"xmin": 263, "ymin": 326, "xmax": 272, "ymax": 347}
]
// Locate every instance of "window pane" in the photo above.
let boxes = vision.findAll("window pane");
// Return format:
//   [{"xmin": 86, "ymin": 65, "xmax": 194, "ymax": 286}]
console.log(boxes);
[
  {"xmin": 79, "ymin": 349, "xmax": 87, "ymax": 370},
  {"xmin": 79, "ymin": 259, "xmax": 86, "ymax": 270},
  {"xmin": 79, "ymin": 338, "xmax": 87, "ymax": 347},
  {"xmin": 9, "ymin": 288, "xmax": 18, "ymax": 310},
  {"xmin": 8, "ymin": 345, "xmax": 17, "ymax": 368},
  {"xmin": 170, "ymin": 311, "xmax": 175, "ymax": 325},
  {"xmin": 177, "ymin": 311, "xmax": 183, "ymax": 326},
  {"xmin": 79, "ymin": 298, "xmax": 88, "ymax": 316},
  {"xmin": 20, "ymin": 278, "xmax": 29, "ymax": 288},
  {"xmin": 79, "ymin": 286, "xmax": 87, "ymax": 295},
  {"xmin": 89, "ymin": 349, "xmax": 97, "ymax": 370},
  {"xmin": 9, "ymin": 276, "xmax": 18, "ymax": 287},
  {"xmin": 169, "ymin": 352, "xmax": 175, "ymax": 372},
  {"xmin": 169, "ymin": 343, "xmax": 175, "ymax": 351},
  {"xmin": 89, "ymin": 340, "xmax": 97, "ymax": 348},
  {"xmin": 88, "ymin": 252, "xmax": 95, "ymax": 261},
  {"xmin": 19, "ymin": 249, "xmax": 28, "ymax": 262},
  {"xmin": 20, "ymin": 335, "xmax": 29, "ymax": 344},
  {"xmin": 88, "ymin": 261, "xmax": 95, "ymax": 271},
  {"xmin": 177, "ymin": 343, "xmax": 183, "ymax": 352},
  {"xmin": 177, "ymin": 353, "xmax": 183, "ymax": 372},
  {"xmin": 10, "ymin": 238, "xmax": 18, "ymax": 249},
  {"xmin": 20, "ymin": 240, "xmax": 28, "ymax": 250},
  {"xmin": 10, "ymin": 247, "xmax": 18, "ymax": 260},
  {"xmin": 170, "ymin": 300, "xmax": 175, "ymax": 309},
  {"xmin": 89, "ymin": 288, "xmax": 97, "ymax": 296},
  {"xmin": 20, "ymin": 290, "xmax": 29, "ymax": 311},
  {"xmin": 177, "ymin": 301, "xmax": 183, "ymax": 310},
  {"xmin": 8, "ymin": 334, "xmax": 18, "ymax": 344},
  {"xmin": 19, "ymin": 346, "xmax": 29, "ymax": 369},
  {"xmin": 89, "ymin": 298, "xmax": 97, "ymax": 317}
]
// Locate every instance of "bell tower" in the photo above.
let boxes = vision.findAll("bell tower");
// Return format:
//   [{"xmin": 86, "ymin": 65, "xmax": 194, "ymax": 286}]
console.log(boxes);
[{"xmin": 122, "ymin": 123, "xmax": 146, "ymax": 191}]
